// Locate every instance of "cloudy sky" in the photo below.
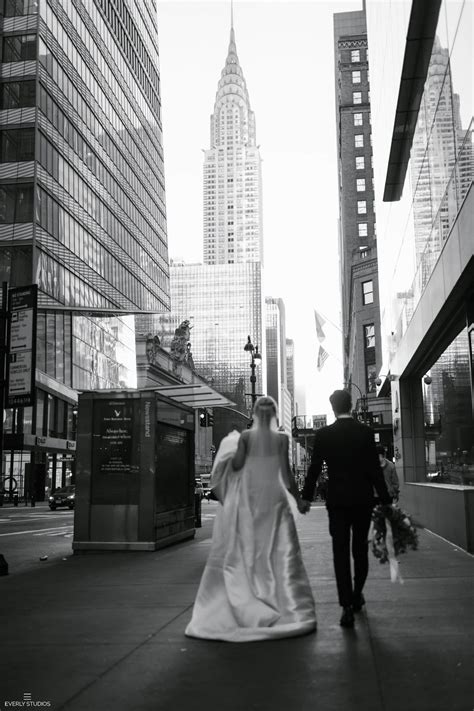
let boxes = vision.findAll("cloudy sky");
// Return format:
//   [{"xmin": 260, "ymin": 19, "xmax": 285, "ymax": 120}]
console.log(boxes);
[{"xmin": 156, "ymin": 0, "xmax": 361, "ymax": 418}]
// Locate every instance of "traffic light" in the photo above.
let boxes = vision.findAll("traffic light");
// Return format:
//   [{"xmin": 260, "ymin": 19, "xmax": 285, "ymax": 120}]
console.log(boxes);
[
  {"xmin": 199, "ymin": 409, "xmax": 206, "ymax": 427},
  {"xmin": 206, "ymin": 410, "xmax": 214, "ymax": 427}
]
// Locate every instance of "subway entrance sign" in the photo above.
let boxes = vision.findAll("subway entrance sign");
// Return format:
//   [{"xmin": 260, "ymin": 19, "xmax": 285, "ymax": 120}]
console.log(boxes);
[{"xmin": 73, "ymin": 389, "xmax": 196, "ymax": 552}]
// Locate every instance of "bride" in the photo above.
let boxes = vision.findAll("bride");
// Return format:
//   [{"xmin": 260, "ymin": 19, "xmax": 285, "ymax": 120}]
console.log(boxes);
[{"xmin": 185, "ymin": 395, "xmax": 316, "ymax": 642}]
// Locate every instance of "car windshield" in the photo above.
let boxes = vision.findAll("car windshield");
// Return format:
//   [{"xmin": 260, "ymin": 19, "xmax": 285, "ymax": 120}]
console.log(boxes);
[{"xmin": 56, "ymin": 487, "xmax": 74, "ymax": 494}]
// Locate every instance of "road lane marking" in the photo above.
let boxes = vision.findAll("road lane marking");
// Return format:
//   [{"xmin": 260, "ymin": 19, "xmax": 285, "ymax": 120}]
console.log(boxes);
[
  {"xmin": 33, "ymin": 527, "xmax": 72, "ymax": 536},
  {"xmin": 0, "ymin": 526, "xmax": 74, "ymax": 537}
]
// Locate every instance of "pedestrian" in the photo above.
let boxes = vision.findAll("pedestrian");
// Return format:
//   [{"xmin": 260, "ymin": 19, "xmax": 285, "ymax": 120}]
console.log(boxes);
[
  {"xmin": 185, "ymin": 395, "xmax": 316, "ymax": 641},
  {"xmin": 300, "ymin": 390, "xmax": 391, "ymax": 628},
  {"xmin": 376, "ymin": 445, "xmax": 400, "ymax": 502}
]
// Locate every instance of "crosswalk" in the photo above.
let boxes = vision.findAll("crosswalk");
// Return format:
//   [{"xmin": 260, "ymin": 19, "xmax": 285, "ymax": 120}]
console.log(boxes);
[{"xmin": 0, "ymin": 511, "xmax": 73, "ymax": 538}]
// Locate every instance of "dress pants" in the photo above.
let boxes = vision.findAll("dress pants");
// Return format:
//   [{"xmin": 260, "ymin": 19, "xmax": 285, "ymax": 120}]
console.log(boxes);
[{"xmin": 327, "ymin": 505, "xmax": 373, "ymax": 608}]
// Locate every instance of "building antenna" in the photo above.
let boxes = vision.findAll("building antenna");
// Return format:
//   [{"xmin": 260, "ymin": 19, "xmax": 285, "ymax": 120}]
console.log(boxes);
[{"xmin": 231, "ymin": 0, "xmax": 234, "ymax": 30}]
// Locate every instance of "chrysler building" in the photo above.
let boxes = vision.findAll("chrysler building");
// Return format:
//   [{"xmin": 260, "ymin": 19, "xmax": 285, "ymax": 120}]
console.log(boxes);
[{"xmin": 203, "ymin": 20, "xmax": 263, "ymax": 265}]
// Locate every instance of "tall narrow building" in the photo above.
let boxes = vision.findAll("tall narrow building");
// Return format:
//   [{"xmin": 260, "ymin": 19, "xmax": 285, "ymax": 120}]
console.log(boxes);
[
  {"xmin": 154, "ymin": 16, "xmax": 265, "ymax": 416},
  {"xmin": 203, "ymin": 20, "xmax": 263, "ymax": 265},
  {"xmin": 334, "ymin": 7, "xmax": 392, "ymax": 451},
  {"xmin": 0, "ymin": 0, "xmax": 169, "ymax": 497}
]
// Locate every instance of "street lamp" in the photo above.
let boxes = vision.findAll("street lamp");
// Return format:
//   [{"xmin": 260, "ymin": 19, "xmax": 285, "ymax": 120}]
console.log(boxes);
[{"xmin": 244, "ymin": 336, "xmax": 262, "ymax": 408}]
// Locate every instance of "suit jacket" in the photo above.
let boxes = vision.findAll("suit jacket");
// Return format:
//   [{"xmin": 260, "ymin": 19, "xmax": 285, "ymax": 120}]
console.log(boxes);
[{"xmin": 301, "ymin": 417, "xmax": 391, "ymax": 507}]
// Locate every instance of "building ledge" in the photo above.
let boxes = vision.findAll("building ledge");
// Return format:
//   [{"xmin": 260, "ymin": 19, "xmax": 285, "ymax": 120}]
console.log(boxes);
[{"xmin": 383, "ymin": 0, "xmax": 442, "ymax": 202}]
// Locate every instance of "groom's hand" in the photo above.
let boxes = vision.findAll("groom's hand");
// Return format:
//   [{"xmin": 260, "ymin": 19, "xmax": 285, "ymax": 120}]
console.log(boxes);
[{"xmin": 297, "ymin": 498, "xmax": 312, "ymax": 514}]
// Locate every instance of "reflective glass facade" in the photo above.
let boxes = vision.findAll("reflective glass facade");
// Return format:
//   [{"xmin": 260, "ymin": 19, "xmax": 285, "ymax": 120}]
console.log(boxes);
[
  {"xmin": 423, "ymin": 327, "xmax": 473, "ymax": 485},
  {"xmin": 0, "ymin": 0, "xmax": 169, "ymax": 496},
  {"xmin": 367, "ymin": 0, "xmax": 473, "ymax": 509},
  {"xmin": 144, "ymin": 263, "xmax": 265, "ymax": 415},
  {"xmin": 367, "ymin": 0, "xmax": 472, "ymax": 357}
]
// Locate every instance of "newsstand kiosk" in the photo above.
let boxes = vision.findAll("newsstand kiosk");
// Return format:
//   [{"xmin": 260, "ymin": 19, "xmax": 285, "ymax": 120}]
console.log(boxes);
[{"xmin": 73, "ymin": 389, "xmax": 196, "ymax": 551}]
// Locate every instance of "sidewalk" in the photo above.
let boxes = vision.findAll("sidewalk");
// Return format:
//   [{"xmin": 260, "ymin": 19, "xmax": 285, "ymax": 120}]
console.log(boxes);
[{"xmin": 1, "ymin": 505, "xmax": 473, "ymax": 711}]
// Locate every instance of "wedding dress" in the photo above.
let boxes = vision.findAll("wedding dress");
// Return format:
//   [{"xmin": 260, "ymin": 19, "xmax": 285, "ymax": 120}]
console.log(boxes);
[{"xmin": 185, "ymin": 429, "xmax": 316, "ymax": 642}]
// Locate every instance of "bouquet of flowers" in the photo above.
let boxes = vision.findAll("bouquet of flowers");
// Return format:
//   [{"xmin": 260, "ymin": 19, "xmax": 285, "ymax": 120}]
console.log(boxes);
[{"xmin": 371, "ymin": 504, "xmax": 419, "ymax": 583}]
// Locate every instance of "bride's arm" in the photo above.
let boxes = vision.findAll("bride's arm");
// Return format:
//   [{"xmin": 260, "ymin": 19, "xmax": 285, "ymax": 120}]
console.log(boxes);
[
  {"xmin": 231, "ymin": 431, "xmax": 248, "ymax": 470},
  {"xmin": 278, "ymin": 434, "xmax": 299, "ymax": 500}
]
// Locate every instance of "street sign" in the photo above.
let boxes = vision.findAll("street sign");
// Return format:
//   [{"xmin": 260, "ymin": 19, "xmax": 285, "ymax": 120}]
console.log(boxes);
[
  {"xmin": 312, "ymin": 415, "xmax": 327, "ymax": 430},
  {"xmin": 6, "ymin": 285, "xmax": 37, "ymax": 408}
]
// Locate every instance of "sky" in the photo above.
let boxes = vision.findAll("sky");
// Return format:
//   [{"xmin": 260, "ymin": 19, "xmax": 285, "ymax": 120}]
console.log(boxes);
[{"xmin": 156, "ymin": 0, "xmax": 362, "ymax": 419}]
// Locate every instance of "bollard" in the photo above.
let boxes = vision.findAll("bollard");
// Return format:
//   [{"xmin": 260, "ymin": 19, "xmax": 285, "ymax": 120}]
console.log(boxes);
[
  {"xmin": 0, "ymin": 491, "xmax": 4, "ymax": 507},
  {"xmin": 13, "ymin": 492, "xmax": 19, "ymax": 507},
  {"xmin": 0, "ymin": 554, "xmax": 8, "ymax": 576},
  {"xmin": 195, "ymin": 493, "xmax": 202, "ymax": 528}
]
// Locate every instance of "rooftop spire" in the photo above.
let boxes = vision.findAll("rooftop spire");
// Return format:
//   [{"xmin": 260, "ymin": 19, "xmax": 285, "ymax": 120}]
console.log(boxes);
[{"xmin": 230, "ymin": 0, "xmax": 235, "ymax": 46}]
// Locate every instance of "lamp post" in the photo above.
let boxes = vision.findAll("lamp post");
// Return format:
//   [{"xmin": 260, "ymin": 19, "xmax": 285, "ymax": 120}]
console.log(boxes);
[{"xmin": 244, "ymin": 335, "xmax": 262, "ymax": 408}]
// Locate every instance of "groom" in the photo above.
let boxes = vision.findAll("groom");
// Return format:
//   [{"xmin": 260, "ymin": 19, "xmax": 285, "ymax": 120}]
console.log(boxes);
[{"xmin": 300, "ymin": 390, "xmax": 391, "ymax": 628}]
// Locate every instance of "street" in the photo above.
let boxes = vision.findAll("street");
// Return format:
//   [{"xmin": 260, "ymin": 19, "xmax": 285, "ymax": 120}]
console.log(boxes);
[{"xmin": 0, "ymin": 501, "xmax": 218, "ymax": 576}]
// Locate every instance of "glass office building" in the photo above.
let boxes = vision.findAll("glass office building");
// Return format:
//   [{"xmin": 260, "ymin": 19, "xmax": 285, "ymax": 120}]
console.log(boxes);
[
  {"xmin": 0, "ymin": 0, "xmax": 169, "ymax": 497},
  {"xmin": 366, "ymin": 0, "xmax": 473, "ymax": 550},
  {"xmin": 150, "ymin": 263, "xmax": 265, "ymax": 415}
]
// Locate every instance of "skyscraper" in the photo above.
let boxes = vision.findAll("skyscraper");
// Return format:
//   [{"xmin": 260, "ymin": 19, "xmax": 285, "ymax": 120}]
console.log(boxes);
[
  {"xmin": 203, "ymin": 19, "xmax": 263, "ymax": 266},
  {"xmin": 333, "ymin": 8, "xmax": 392, "ymax": 449},
  {"xmin": 155, "ymin": 16, "xmax": 265, "ymax": 416},
  {"xmin": 0, "ymin": 0, "xmax": 169, "ymax": 496},
  {"xmin": 265, "ymin": 297, "xmax": 291, "ymax": 430},
  {"xmin": 157, "ymin": 262, "xmax": 264, "ymax": 412}
]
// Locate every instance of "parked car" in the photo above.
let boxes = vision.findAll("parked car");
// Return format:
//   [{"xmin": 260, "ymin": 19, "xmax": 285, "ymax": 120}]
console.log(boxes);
[{"xmin": 49, "ymin": 485, "xmax": 75, "ymax": 510}]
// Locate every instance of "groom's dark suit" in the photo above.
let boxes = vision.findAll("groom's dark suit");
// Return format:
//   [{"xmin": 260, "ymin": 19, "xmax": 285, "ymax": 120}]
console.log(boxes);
[{"xmin": 302, "ymin": 416, "xmax": 391, "ymax": 608}]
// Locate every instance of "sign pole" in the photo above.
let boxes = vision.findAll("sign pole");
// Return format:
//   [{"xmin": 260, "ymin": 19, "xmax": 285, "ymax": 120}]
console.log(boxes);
[{"xmin": 0, "ymin": 283, "xmax": 8, "ymax": 503}]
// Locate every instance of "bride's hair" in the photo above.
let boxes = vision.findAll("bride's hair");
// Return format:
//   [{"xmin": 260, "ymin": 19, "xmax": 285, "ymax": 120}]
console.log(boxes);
[{"xmin": 253, "ymin": 395, "xmax": 278, "ymax": 428}]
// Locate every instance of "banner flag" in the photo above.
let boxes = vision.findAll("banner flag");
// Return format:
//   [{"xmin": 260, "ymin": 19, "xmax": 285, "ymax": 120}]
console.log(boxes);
[
  {"xmin": 317, "ymin": 345, "xmax": 329, "ymax": 372},
  {"xmin": 314, "ymin": 309, "xmax": 326, "ymax": 342}
]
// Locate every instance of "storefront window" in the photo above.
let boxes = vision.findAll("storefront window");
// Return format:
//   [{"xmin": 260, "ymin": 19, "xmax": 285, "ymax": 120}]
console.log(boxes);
[{"xmin": 422, "ymin": 327, "xmax": 474, "ymax": 486}]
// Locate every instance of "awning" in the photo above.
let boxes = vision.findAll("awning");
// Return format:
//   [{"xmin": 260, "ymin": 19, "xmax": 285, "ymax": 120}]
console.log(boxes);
[{"xmin": 155, "ymin": 384, "xmax": 235, "ymax": 409}]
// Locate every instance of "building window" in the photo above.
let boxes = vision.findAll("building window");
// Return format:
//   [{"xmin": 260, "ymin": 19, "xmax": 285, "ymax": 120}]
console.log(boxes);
[
  {"xmin": 353, "ymin": 113, "xmax": 363, "ymax": 126},
  {"xmin": 0, "ymin": 80, "xmax": 36, "ymax": 109},
  {"xmin": 366, "ymin": 364, "xmax": 377, "ymax": 393},
  {"xmin": 360, "ymin": 248, "xmax": 369, "ymax": 259},
  {"xmin": 0, "ymin": 128, "xmax": 35, "ymax": 162},
  {"xmin": 364, "ymin": 323, "xmax": 375, "ymax": 348},
  {"xmin": 2, "ymin": 34, "xmax": 36, "ymax": 62},
  {"xmin": 356, "ymin": 156, "xmax": 365, "ymax": 170},
  {"xmin": 362, "ymin": 280, "xmax": 374, "ymax": 304},
  {"xmin": 351, "ymin": 49, "xmax": 360, "ymax": 62},
  {"xmin": 3, "ymin": 0, "xmax": 38, "ymax": 16},
  {"xmin": 352, "ymin": 71, "xmax": 361, "ymax": 84},
  {"xmin": 357, "ymin": 200, "xmax": 367, "ymax": 214},
  {"xmin": 353, "ymin": 92, "xmax": 362, "ymax": 104},
  {"xmin": 356, "ymin": 178, "xmax": 366, "ymax": 192},
  {"xmin": 354, "ymin": 134, "xmax": 364, "ymax": 148},
  {"xmin": 0, "ymin": 183, "xmax": 34, "ymax": 223},
  {"xmin": 358, "ymin": 223, "xmax": 368, "ymax": 237}
]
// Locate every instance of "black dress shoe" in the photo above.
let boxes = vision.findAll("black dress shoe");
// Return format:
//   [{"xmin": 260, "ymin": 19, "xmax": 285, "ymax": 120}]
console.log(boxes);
[
  {"xmin": 340, "ymin": 606, "xmax": 355, "ymax": 628},
  {"xmin": 352, "ymin": 593, "xmax": 365, "ymax": 612}
]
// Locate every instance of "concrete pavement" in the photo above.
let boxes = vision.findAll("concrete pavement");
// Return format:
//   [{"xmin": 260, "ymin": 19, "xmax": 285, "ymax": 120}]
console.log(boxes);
[{"xmin": 1, "ymin": 503, "xmax": 473, "ymax": 711}]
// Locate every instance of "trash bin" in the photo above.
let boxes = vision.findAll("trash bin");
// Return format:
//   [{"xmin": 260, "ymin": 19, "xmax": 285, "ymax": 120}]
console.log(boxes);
[{"xmin": 13, "ymin": 492, "xmax": 19, "ymax": 507}]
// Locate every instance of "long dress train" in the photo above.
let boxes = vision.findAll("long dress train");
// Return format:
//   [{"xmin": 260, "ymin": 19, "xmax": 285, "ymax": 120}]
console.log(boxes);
[{"xmin": 185, "ymin": 431, "xmax": 316, "ymax": 642}]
